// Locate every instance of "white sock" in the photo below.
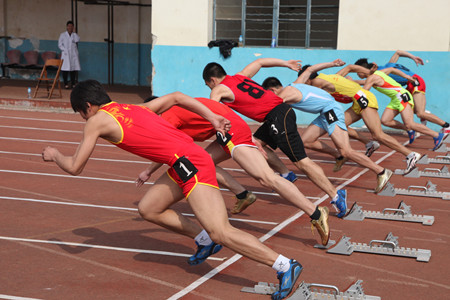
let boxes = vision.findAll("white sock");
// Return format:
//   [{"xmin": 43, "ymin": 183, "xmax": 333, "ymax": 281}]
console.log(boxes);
[
  {"xmin": 194, "ymin": 230, "xmax": 213, "ymax": 246},
  {"xmin": 281, "ymin": 172, "xmax": 290, "ymax": 177},
  {"xmin": 332, "ymin": 193, "xmax": 339, "ymax": 202},
  {"xmin": 406, "ymin": 152, "xmax": 415, "ymax": 159},
  {"xmin": 272, "ymin": 255, "xmax": 290, "ymax": 273}
]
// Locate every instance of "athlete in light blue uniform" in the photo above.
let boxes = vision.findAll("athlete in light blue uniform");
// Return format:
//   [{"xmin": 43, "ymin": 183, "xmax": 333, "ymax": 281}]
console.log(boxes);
[
  {"xmin": 262, "ymin": 64, "xmax": 392, "ymax": 197},
  {"xmin": 288, "ymin": 82, "xmax": 347, "ymax": 136}
]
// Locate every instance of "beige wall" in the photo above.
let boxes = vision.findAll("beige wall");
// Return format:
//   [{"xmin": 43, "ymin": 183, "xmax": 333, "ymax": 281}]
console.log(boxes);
[
  {"xmin": 337, "ymin": 0, "xmax": 450, "ymax": 51},
  {"xmin": 151, "ymin": 0, "xmax": 212, "ymax": 46},
  {"xmin": 2, "ymin": 0, "xmax": 151, "ymax": 44}
]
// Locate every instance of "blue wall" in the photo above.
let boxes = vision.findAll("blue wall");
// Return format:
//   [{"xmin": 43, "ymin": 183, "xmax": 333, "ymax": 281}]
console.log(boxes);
[
  {"xmin": 1, "ymin": 39, "xmax": 152, "ymax": 86},
  {"xmin": 153, "ymin": 46, "xmax": 450, "ymax": 131}
]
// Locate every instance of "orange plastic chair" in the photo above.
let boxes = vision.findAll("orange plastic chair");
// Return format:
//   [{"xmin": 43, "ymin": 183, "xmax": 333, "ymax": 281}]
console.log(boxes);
[
  {"xmin": 1, "ymin": 49, "xmax": 22, "ymax": 77},
  {"xmin": 23, "ymin": 50, "xmax": 39, "ymax": 67},
  {"xmin": 33, "ymin": 59, "xmax": 63, "ymax": 99}
]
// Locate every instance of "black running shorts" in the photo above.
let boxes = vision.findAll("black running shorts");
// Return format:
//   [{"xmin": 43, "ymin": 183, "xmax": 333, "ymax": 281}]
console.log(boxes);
[{"xmin": 253, "ymin": 103, "xmax": 307, "ymax": 162}]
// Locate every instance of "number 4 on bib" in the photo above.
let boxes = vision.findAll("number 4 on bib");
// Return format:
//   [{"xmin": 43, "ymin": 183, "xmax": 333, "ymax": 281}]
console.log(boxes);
[{"xmin": 324, "ymin": 109, "xmax": 338, "ymax": 125}]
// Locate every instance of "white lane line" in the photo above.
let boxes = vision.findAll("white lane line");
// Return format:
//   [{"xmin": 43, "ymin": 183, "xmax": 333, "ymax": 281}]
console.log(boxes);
[
  {"xmin": 0, "ymin": 150, "xmax": 352, "ymax": 181},
  {"xmin": 0, "ymin": 236, "xmax": 226, "ymax": 261},
  {"xmin": 0, "ymin": 125, "xmax": 81, "ymax": 134},
  {"xmin": 0, "ymin": 196, "xmax": 278, "ymax": 226},
  {"xmin": 0, "ymin": 294, "xmax": 42, "ymax": 300},
  {"xmin": 169, "ymin": 149, "xmax": 400, "ymax": 299},
  {"xmin": 0, "ymin": 150, "xmax": 149, "ymax": 164},
  {"xmin": 0, "ymin": 115, "xmax": 83, "ymax": 124},
  {"xmin": 0, "ymin": 169, "xmax": 324, "ymax": 201},
  {"xmin": 0, "ymin": 136, "xmax": 114, "ymax": 147}
]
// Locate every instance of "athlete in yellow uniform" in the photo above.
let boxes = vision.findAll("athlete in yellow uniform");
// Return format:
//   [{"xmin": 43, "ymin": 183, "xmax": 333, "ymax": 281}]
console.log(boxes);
[
  {"xmin": 297, "ymin": 59, "xmax": 421, "ymax": 174},
  {"xmin": 346, "ymin": 61, "xmax": 445, "ymax": 152}
]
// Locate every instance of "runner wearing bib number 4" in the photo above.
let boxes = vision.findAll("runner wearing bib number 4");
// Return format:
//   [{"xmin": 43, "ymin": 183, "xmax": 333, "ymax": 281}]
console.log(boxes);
[
  {"xmin": 260, "ymin": 66, "xmax": 392, "ymax": 195},
  {"xmin": 345, "ymin": 61, "xmax": 445, "ymax": 152}
]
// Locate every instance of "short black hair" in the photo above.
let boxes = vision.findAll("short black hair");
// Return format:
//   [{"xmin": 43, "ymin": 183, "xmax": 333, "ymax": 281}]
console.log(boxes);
[
  {"xmin": 66, "ymin": 20, "xmax": 74, "ymax": 26},
  {"xmin": 354, "ymin": 58, "xmax": 375, "ymax": 70},
  {"xmin": 297, "ymin": 65, "xmax": 318, "ymax": 80},
  {"xmin": 70, "ymin": 80, "xmax": 111, "ymax": 113},
  {"xmin": 203, "ymin": 62, "xmax": 227, "ymax": 82},
  {"xmin": 262, "ymin": 77, "xmax": 283, "ymax": 90}
]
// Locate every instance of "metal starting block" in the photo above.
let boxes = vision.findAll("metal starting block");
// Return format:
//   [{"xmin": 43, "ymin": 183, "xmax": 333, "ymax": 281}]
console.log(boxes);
[
  {"xmin": 324, "ymin": 233, "xmax": 431, "ymax": 262},
  {"xmin": 434, "ymin": 142, "xmax": 449, "ymax": 152},
  {"xmin": 343, "ymin": 201, "xmax": 434, "ymax": 225},
  {"xmin": 377, "ymin": 181, "xmax": 450, "ymax": 200},
  {"xmin": 417, "ymin": 154, "xmax": 450, "ymax": 165},
  {"xmin": 287, "ymin": 280, "xmax": 381, "ymax": 300},
  {"xmin": 241, "ymin": 282, "xmax": 279, "ymax": 295},
  {"xmin": 395, "ymin": 165, "xmax": 450, "ymax": 179},
  {"xmin": 242, "ymin": 280, "xmax": 381, "ymax": 299},
  {"xmin": 444, "ymin": 133, "xmax": 450, "ymax": 143}
]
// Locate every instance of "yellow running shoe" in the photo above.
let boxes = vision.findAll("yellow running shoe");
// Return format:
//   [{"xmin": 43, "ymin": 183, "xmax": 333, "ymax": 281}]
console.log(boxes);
[
  {"xmin": 231, "ymin": 191, "xmax": 257, "ymax": 214},
  {"xmin": 333, "ymin": 157, "xmax": 348, "ymax": 172},
  {"xmin": 310, "ymin": 206, "xmax": 330, "ymax": 246},
  {"xmin": 375, "ymin": 169, "xmax": 393, "ymax": 193}
]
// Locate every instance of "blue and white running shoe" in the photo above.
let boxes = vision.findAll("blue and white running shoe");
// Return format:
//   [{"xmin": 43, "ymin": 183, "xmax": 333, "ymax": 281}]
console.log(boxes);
[
  {"xmin": 330, "ymin": 189, "xmax": 347, "ymax": 218},
  {"xmin": 272, "ymin": 259, "xmax": 303, "ymax": 300},
  {"xmin": 281, "ymin": 171, "xmax": 297, "ymax": 183},
  {"xmin": 188, "ymin": 241, "xmax": 223, "ymax": 265},
  {"xmin": 432, "ymin": 132, "xmax": 445, "ymax": 151},
  {"xmin": 408, "ymin": 130, "xmax": 416, "ymax": 144}
]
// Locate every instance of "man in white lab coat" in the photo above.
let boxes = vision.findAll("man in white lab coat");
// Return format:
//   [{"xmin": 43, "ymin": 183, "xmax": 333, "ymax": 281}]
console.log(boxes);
[{"xmin": 58, "ymin": 21, "xmax": 80, "ymax": 89}]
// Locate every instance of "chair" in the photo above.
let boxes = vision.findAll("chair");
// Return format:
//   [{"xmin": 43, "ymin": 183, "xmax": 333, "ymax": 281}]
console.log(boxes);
[
  {"xmin": 33, "ymin": 59, "xmax": 63, "ymax": 99},
  {"xmin": 1, "ymin": 49, "xmax": 21, "ymax": 77},
  {"xmin": 23, "ymin": 50, "xmax": 39, "ymax": 67},
  {"xmin": 41, "ymin": 51, "xmax": 57, "ymax": 63}
]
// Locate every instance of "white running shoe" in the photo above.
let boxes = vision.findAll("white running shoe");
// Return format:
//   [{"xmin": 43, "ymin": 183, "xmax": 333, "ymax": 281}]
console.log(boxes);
[
  {"xmin": 365, "ymin": 141, "xmax": 380, "ymax": 157},
  {"xmin": 405, "ymin": 152, "xmax": 421, "ymax": 175}
]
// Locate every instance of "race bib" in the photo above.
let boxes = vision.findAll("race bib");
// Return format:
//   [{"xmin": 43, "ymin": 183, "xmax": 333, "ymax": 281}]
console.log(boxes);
[
  {"xmin": 172, "ymin": 156, "xmax": 198, "ymax": 183},
  {"xmin": 324, "ymin": 109, "xmax": 338, "ymax": 125},
  {"xmin": 399, "ymin": 93, "xmax": 411, "ymax": 103},
  {"xmin": 216, "ymin": 131, "xmax": 232, "ymax": 146}
]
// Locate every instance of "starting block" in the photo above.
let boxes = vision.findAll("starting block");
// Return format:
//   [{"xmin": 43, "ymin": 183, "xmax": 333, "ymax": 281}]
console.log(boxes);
[
  {"xmin": 434, "ymin": 143, "xmax": 449, "ymax": 152},
  {"xmin": 395, "ymin": 166, "xmax": 450, "ymax": 179},
  {"xmin": 377, "ymin": 181, "xmax": 450, "ymax": 200},
  {"xmin": 417, "ymin": 154, "xmax": 450, "ymax": 165},
  {"xmin": 343, "ymin": 201, "xmax": 434, "ymax": 225},
  {"xmin": 444, "ymin": 133, "xmax": 450, "ymax": 143},
  {"xmin": 242, "ymin": 280, "xmax": 381, "ymax": 299},
  {"xmin": 324, "ymin": 233, "xmax": 431, "ymax": 262}
]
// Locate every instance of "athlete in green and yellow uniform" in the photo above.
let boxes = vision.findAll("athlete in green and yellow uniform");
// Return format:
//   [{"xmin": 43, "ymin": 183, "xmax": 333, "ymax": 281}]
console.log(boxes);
[
  {"xmin": 299, "ymin": 59, "xmax": 421, "ymax": 174},
  {"xmin": 347, "ymin": 61, "xmax": 445, "ymax": 152}
]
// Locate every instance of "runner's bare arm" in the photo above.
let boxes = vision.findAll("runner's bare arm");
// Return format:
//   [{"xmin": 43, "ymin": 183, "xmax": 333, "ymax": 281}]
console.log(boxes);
[
  {"xmin": 294, "ymin": 59, "xmax": 345, "ymax": 84},
  {"xmin": 143, "ymin": 91, "xmax": 231, "ymax": 135},
  {"xmin": 42, "ymin": 117, "xmax": 103, "ymax": 175},
  {"xmin": 238, "ymin": 58, "xmax": 301, "ymax": 79},
  {"xmin": 136, "ymin": 162, "xmax": 164, "ymax": 187},
  {"xmin": 380, "ymin": 67, "xmax": 416, "ymax": 83},
  {"xmin": 362, "ymin": 75, "xmax": 380, "ymax": 91},
  {"xmin": 307, "ymin": 59, "xmax": 346, "ymax": 74},
  {"xmin": 336, "ymin": 64, "xmax": 371, "ymax": 77},
  {"xmin": 389, "ymin": 50, "xmax": 424, "ymax": 66}
]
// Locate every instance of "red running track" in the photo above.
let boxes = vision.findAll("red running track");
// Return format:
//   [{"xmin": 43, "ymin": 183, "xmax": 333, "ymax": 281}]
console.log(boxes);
[{"xmin": 0, "ymin": 108, "xmax": 449, "ymax": 300}]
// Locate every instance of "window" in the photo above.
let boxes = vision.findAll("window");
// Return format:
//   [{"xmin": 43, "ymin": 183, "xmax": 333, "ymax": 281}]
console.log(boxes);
[{"xmin": 213, "ymin": 0, "xmax": 339, "ymax": 48}]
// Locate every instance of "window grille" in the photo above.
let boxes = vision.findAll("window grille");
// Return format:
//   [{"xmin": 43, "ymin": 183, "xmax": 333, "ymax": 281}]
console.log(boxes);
[{"xmin": 213, "ymin": 0, "xmax": 339, "ymax": 48}]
